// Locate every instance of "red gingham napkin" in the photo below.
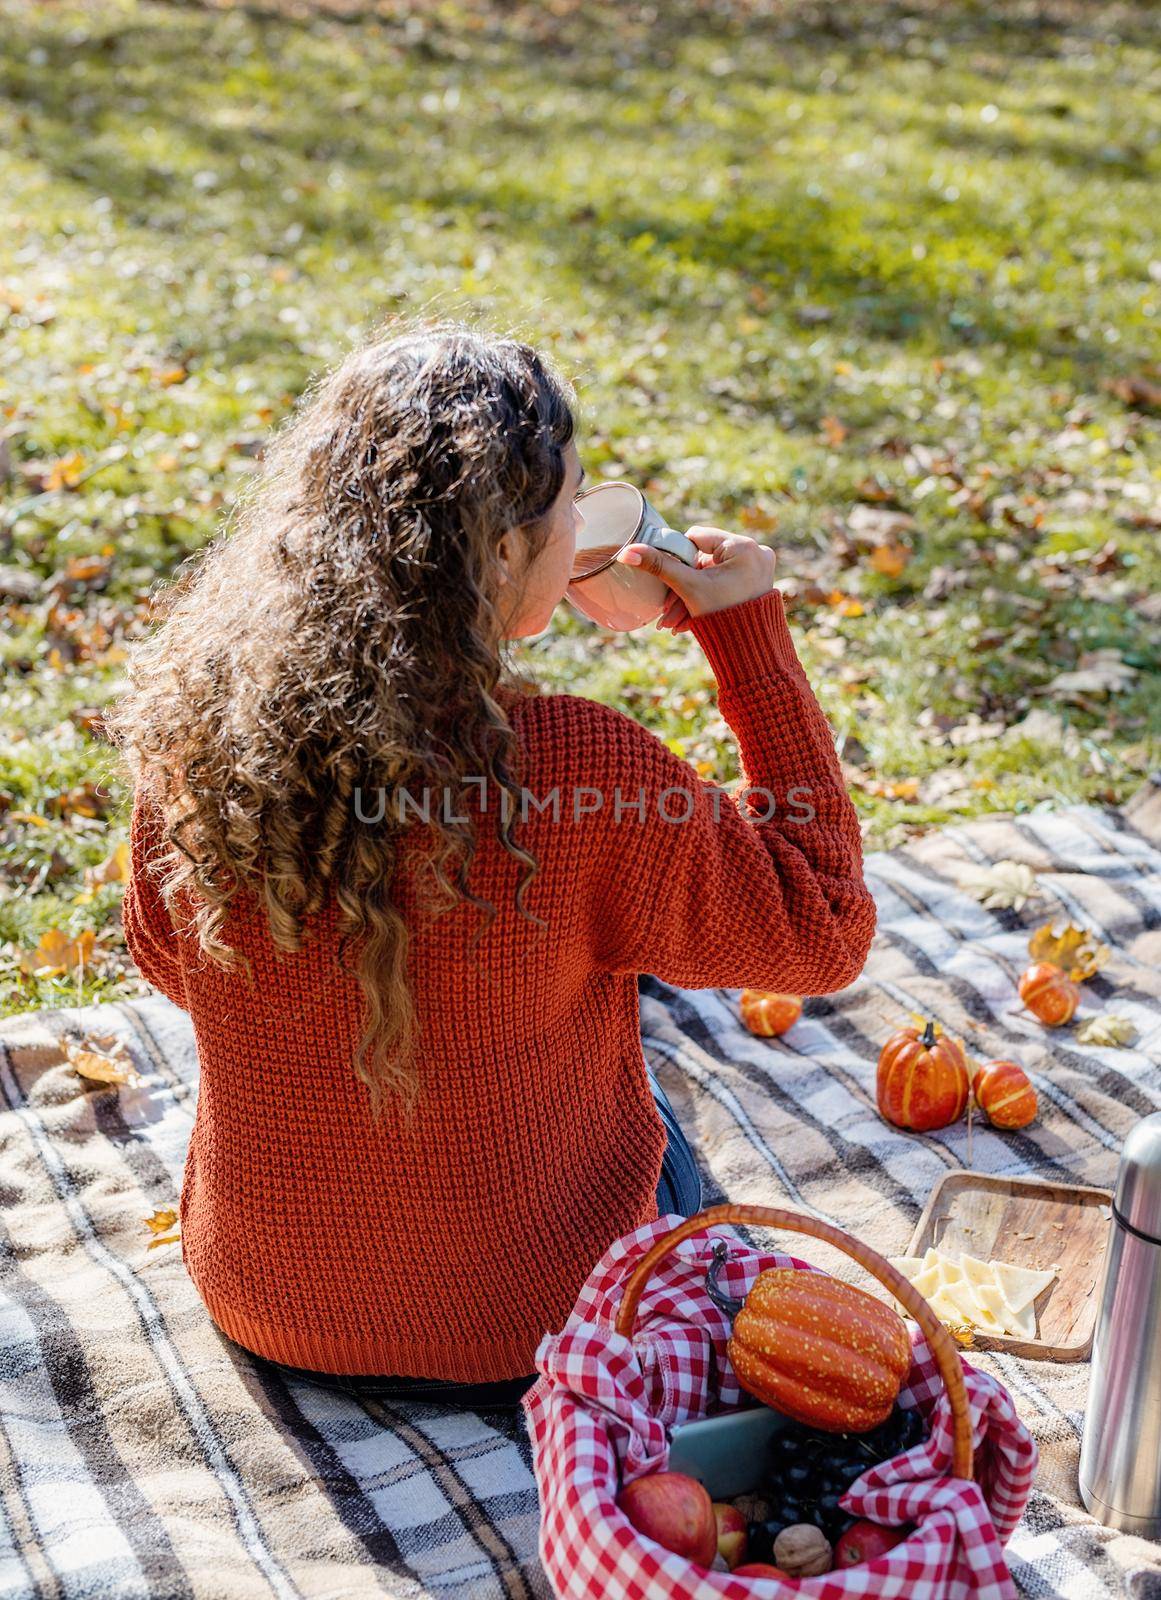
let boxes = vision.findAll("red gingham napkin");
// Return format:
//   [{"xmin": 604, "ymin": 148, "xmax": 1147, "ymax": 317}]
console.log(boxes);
[{"xmin": 523, "ymin": 1215, "xmax": 1037, "ymax": 1600}]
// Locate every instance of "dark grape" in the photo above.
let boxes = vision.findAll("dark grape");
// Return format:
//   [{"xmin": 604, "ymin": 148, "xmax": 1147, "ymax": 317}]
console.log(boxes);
[
  {"xmin": 785, "ymin": 1463, "xmax": 813, "ymax": 1494},
  {"xmin": 746, "ymin": 1522, "xmax": 775, "ymax": 1563},
  {"xmin": 769, "ymin": 1430, "xmax": 806, "ymax": 1464},
  {"xmin": 835, "ymin": 1458, "xmax": 867, "ymax": 1486}
]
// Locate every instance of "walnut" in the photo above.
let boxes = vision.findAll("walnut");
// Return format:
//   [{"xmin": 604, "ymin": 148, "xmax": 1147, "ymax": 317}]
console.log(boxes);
[
  {"xmin": 731, "ymin": 1492, "xmax": 775, "ymax": 1523},
  {"xmin": 773, "ymin": 1523, "xmax": 832, "ymax": 1577}
]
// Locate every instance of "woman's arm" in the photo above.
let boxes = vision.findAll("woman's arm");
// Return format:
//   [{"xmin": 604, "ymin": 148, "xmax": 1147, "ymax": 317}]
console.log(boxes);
[
  {"xmin": 588, "ymin": 588, "xmax": 876, "ymax": 993},
  {"xmin": 120, "ymin": 786, "xmax": 190, "ymax": 1011}
]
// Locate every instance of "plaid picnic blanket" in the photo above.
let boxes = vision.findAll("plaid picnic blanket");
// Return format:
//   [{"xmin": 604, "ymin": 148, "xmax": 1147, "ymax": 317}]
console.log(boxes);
[{"xmin": 1, "ymin": 779, "xmax": 1159, "ymax": 1599}]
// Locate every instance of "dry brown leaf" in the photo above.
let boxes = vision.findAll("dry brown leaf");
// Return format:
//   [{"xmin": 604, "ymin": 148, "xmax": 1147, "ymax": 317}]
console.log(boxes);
[
  {"xmin": 144, "ymin": 1208, "xmax": 178, "ymax": 1234},
  {"xmin": 1075, "ymin": 1014, "xmax": 1139, "ymax": 1048},
  {"xmin": 1028, "ymin": 920, "xmax": 1110, "ymax": 981},
  {"xmin": 1045, "ymin": 651, "xmax": 1137, "ymax": 700},
  {"xmin": 61, "ymin": 553, "xmax": 111, "ymax": 586},
  {"xmin": 64, "ymin": 1036, "xmax": 141, "ymax": 1087},
  {"xmin": 147, "ymin": 1234, "xmax": 181, "ymax": 1250},
  {"xmin": 1104, "ymin": 374, "xmax": 1161, "ymax": 414},
  {"xmin": 869, "ymin": 543, "xmax": 910, "ymax": 577},
  {"xmin": 847, "ymin": 504, "xmax": 917, "ymax": 542}
]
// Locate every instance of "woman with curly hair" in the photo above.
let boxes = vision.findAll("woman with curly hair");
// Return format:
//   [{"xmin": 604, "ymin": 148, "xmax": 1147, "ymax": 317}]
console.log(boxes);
[{"xmin": 107, "ymin": 314, "xmax": 875, "ymax": 1410}]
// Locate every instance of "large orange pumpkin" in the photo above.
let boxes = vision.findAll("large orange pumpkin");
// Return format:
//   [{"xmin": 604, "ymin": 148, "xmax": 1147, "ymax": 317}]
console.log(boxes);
[
  {"xmin": 728, "ymin": 1269, "xmax": 911, "ymax": 1433},
  {"xmin": 1018, "ymin": 962, "xmax": 1079, "ymax": 1026},
  {"xmin": 876, "ymin": 1019, "xmax": 969, "ymax": 1131},
  {"xmin": 974, "ymin": 1059, "xmax": 1038, "ymax": 1129},
  {"xmin": 740, "ymin": 992, "xmax": 803, "ymax": 1037}
]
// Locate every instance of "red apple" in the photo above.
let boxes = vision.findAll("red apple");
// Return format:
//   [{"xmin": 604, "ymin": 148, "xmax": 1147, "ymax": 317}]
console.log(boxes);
[
  {"xmin": 616, "ymin": 1471, "xmax": 717, "ymax": 1566},
  {"xmin": 732, "ymin": 1563, "xmax": 791, "ymax": 1579},
  {"xmin": 834, "ymin": 1520, "xmax": 910, "ymax": 1567},
  {"xmin": 712, "ymin": 1502, "xmax": 748, "ymax": 1570}
]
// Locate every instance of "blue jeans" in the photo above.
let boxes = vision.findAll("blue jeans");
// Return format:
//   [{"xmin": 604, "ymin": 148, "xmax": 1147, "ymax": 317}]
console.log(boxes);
[{"xmin": 255, "ymin": 1060, "xmax": 703, "ymax": 1410}]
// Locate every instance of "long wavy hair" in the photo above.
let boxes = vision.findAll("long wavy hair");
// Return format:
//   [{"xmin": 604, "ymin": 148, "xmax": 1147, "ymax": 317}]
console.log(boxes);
[{"xmin": 105, "ymin": 314, "xmax": 578, "ymax": 1125}]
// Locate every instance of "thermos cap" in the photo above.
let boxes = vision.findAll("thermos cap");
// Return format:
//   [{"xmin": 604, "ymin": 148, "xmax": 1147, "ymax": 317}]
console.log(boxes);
[{"xmin": 1113, "ymin": 1111, "xmax": 1161, "ymax": 1243}]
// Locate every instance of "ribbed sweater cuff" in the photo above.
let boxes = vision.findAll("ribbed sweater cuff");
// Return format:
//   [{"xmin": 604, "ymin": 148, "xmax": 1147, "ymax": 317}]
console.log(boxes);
[{"xmin": 688, "ymin": 587, "xmax": 802, "ymax": 689}]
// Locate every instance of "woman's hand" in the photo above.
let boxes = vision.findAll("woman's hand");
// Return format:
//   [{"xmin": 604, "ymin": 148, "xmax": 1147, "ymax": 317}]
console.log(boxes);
[{"xmin": 615, "ymin": 527, "xmax": 777, "ymax": 632}]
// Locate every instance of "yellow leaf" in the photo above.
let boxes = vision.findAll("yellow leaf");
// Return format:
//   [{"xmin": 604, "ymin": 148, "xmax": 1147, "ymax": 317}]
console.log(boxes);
[
  {"xmin": 153, "ymin": 366, "xmax": 187, "ymax": 387},
  {"xmin": 147, "ymin": 1233, "xmax": 181, "ymax": 1250},
  {"xmin": 75, "ymin": 842, "xmax": 130, "ymax": 904},
  {"xmin": 45, "ymin": 451, "xmax": 86, "ymax": 491},
  {"xmin": 908, "ymin": 1012, "xmax": 944, "ymax": 1036},
  {"xmin": 19, "ymin": 928, "xmax": 96, "ymax": 978},
  {"xmin": 9, "ymin": 811, "xmax": 51, "ymax": 828},
  {"xmin": 869, "ymin": 543, "xmax": 909, "ymax": 578},
  {"xmin": 1028, "ymin": 920, "xmax": 1110, "ymax": 982},
  {"xmin": 144, "ymin": 1208, "xmax": 178, "ymax": 1234},
  {"xmin": 820, "ymin": 414, "xmax": 847, "ymax": 448}
]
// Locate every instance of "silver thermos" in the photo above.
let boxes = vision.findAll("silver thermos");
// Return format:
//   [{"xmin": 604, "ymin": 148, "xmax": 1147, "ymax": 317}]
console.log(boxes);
[{"xmin": 1079, "ymin": 1112, "xmax": 1161, "ymax": 1537}]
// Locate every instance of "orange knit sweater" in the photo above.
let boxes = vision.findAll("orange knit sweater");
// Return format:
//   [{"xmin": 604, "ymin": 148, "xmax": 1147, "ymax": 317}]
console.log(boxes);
[{"xmin": 121, "ymin": 589, "xmax": 876, "ymax": 1382}]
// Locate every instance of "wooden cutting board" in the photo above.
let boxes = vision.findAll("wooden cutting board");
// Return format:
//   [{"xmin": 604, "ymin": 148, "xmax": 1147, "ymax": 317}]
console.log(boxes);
[{"xmin": 906, "ymin": 1171, "xmax": 1113, "ymax": 1360}]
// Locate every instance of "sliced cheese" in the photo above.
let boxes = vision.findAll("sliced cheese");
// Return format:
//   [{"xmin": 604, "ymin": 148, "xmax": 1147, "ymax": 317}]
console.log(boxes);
[
  {"xmin": 1006, "ymin": 1299, "xmax": 1038, "ymax": 1340},
  {"xmin": 890, "ymin": 1255, "xmax": 927, "ymax": 1279},
  {"xmin": 991, "ymin": 1260, "xmax": 1057, "ymax": 1314},
  {"xmin": 910, "ymin": 1264, "xmax": 945, "ymax": 1299},
  {"xmin": 959, "ymin": 1253, "xmax": 995, "ymax": 1288},
  {"xmin": 973, "ymin": 1282, "xmax": 1022, "ymax": 1338},
  {"xmin": 926, "ymin": 1290, "xmax": 968, "ymax": 1326},
  {"xmin": 942, "ymin": 1278, "xmax": 1005, "ymax": 1332},
  {"xmin": 886, "ymin": 1243, "xmax": 1057, "ymax": 1341}
]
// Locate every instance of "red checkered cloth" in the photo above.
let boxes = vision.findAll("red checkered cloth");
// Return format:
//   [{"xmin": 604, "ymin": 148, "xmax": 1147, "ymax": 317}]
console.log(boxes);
[{"xmin": 523, "ymin": 1215, "xmax": 1038, "ymax": 1600}]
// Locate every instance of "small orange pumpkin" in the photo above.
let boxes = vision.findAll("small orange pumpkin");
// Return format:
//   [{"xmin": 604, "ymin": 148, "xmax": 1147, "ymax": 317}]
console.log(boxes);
[
  {"xmin": 728, "ymin": 1269, "xmax": 911, "ymax": 1433},
  {"xmin": 876, "ymin": 1019, "xmax": 969, "ymax": 1132},
  {"xmin": 1018, "ymin": 961, "xmax": 1079, "ymax": 1026},
  {"xmin": 974, "ymin": 1059, "xmax": 1038, "ymax": 1129},
  {"xmin": 740, "ymin": 992, "xmax": 803, "ymax": 1037}
]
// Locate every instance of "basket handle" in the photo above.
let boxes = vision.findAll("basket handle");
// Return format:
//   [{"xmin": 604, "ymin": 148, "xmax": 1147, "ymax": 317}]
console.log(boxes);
[{"xmin": 613, "ymin": 1203, "xmax": 974, "ymax": 1482}]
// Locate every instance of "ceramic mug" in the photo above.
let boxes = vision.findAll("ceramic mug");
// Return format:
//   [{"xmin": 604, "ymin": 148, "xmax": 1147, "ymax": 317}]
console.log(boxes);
[{"xmin": 565, "ymin": 480, "xmax": 699, "ymax": 631}]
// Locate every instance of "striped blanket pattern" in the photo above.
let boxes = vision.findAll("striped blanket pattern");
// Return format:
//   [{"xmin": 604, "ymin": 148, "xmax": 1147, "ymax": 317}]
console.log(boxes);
[{"xmin": 0, "ymin": 780, "xmax": 1159, "ymax": 1599}]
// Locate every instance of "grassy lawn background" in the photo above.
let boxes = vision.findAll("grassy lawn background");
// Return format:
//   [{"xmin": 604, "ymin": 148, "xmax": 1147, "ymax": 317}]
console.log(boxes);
[{"xmin": 1, "ymin": 0, "xmax": 1158, "ymax": 1015}]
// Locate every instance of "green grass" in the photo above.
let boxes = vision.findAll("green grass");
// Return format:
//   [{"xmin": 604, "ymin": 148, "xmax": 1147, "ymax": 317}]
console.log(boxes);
[{"xmin": 1, "ymin": 0, "xmax": 1159, "ymax": 1014}]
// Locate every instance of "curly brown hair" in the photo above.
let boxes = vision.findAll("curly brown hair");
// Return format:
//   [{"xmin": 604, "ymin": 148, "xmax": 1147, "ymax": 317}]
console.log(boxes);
[{"xmin": 105, "ymin": 312, "xmax": 578, "ymax": 1124}]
